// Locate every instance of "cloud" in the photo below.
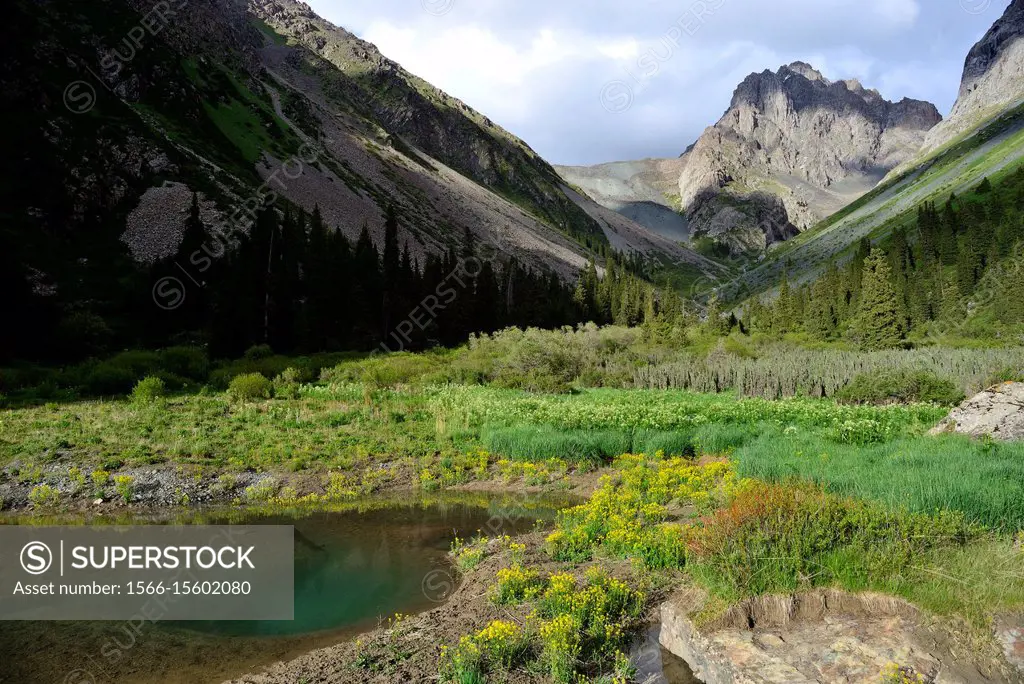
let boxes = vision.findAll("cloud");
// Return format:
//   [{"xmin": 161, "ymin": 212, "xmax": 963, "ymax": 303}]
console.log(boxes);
[{"xmin": 307, "ymin": 0, "xmax": 1007, "ymax": 165}]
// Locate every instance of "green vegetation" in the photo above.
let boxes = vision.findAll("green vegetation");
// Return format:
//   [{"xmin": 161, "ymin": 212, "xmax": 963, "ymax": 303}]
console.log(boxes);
[
  {"xmin": 228, "ymin": 373, "xmax": 273, "ymax": 402},
  {"xmin": 4, "ymin": 333, "xmax": 1023, "ymax": 679},
  {"xmin": 130, "ymin": 376, "xmax": 166, "ymax": 405},
  {"xmin": 836, "ymin": 370, "xmax": 965, "ymax": 406},
  {"xmin": 738, "ymin": 162, "xmax": 1024, "ymax": 350},
  {"xmin": 732, "ymin": 429, "xmax": 1024, "ymax": 530}
]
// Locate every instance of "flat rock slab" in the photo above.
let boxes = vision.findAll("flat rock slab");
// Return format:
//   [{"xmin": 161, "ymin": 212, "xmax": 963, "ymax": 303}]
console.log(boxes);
[
  {"xmin": 660, "ymin": 589, "xmax": 1023, "ymax": 684},
  {"xmin": 930, "ymin": 382, "xmax": 1024, "ymax": 441}
]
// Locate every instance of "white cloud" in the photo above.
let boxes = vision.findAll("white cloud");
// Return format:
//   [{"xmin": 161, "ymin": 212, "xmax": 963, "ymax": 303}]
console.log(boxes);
[{"xmin": 307, "ymin": 0, "xmax": 1007, "ymax": 165}]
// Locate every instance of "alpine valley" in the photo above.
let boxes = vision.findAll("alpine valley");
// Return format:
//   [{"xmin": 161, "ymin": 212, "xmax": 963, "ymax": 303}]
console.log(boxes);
[{"xmin": 5, "ymin": 3, "xmax": 1024, "ymax": 684}]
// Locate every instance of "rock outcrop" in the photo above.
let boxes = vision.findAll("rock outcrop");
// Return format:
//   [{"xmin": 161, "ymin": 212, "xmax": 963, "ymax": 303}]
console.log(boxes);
[
  {"xmin": 930, "ymin": 382, "xmax": 1024, "ymax": 441},
  {"xmin": 924, "ymin": 0, "xmax": 1024, "ymax": 152},
  {"xmin": 660, "ymin": 588, "xmax": 1023, "ymax": 683},
  {"xmin": 677, "ymin": 62, "xmax": 941, "ymax": 254}
]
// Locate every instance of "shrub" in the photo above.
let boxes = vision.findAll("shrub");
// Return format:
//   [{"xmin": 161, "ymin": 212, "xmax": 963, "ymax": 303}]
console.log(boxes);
[
  {"xmin": 83, "ymin": 362, "xmax": 139, "ymax": 395},
  {"xmin": 685, "ymin": 481, "xmax": 976, "ymax": 596},
  {"xmin": 91, "ymin": 470, "xmax": 110, "ymax": 491},
  {"xmin": 130, "ymin": 376, "xmax": 166, "ymax": 404},
  {"xmin": 243, "ymin": 344, "xmax": 274, "ymax": 361},
  {"xmin": 491, "ymin": 564, "xmax": 543, "ymax": 605},
  {"xmin": 451, "ymin": 536, "xmax": 489, "ymax": 571},
  {"xmin": 473, "ymin": 620, "xmax": 528, "ymax": 669},
  {"xmin": 440, "ymin": 636, "xmax": 484, "ymax": 684},
  {"xmin": 244, "ymin": 478, "xmax": 277, "ymax": 502},
  {"xmin": 68, "ymin": 467, "xmax": 87, "ymax": 493},
  {"xmin": 837, "ymin": 370, "xmax": 965, "ymax": 406},
  {"xmin": 113, "ymin": 475, "xmax": 135, "ymax": 503},
  {"xmin": 272, "ymin": 367, "xmax": 302, "ymax": 400},
  {"xmin": 158, "ymin": 346, "xmax": 209, "ymax": 381},
  {"xmin": 546, "ymin": 458, "xmax": 735, "ymax": 568},
  {"xmin": 28, "ymin": 484, "xmax": 61, "ymax": 509},
  {"xmin": 985, "ymin": 367, "xmax": 1024, "ymax": 386},
  {"xmin": 228, "ymin": 373, "xmax": 272, "ymax": 401},
  {"xmin": 322, "ymin": 352, "xmax": 445, "ymax": 388}
]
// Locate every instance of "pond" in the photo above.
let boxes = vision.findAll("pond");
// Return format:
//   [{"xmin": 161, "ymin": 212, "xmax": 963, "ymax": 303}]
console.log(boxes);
[
  {"xmin": 181, "ymin": 499, "xmax": 546, "ymax": 637},
  {"xmin": 0, "ymin": 494, "xmax": 552, "ymax": 683},
  {"xmin": 0, "ymin": 493, "xmax": 698, "ymax": 683}
]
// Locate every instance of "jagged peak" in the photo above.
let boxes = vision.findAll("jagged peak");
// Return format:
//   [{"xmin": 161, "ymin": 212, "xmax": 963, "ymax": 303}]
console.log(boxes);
[{"xmin": 781, "ymin": 61, "xmax": 829, "ymax": 83}]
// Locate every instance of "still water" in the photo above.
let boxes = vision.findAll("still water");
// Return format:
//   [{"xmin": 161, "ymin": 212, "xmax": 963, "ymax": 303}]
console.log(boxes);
[{"xmin": 0, "ymin": 495, "xmax": 697, "ymax": 683}]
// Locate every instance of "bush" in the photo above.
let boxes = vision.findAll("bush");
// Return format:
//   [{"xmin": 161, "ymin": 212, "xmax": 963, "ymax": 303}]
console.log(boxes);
[
  {"xmin": 322, "ymin": 352, "xmax": 446, "ymax": 387},
  {"xmin": 685, "ymin": 481, "xmax": 976, "ymax": 596},
  {"xmin": 228, "ymin": 373, "xmax": 272, "ymax": 401},
  {"xmin": 244, "ymin": 478, "xmax": 278, "ymax": 502},
  {"xmin": 273, "ymin": 367, "xmax": 302, "ymax": 400},
  {"xmin": 113, "ymin": 475, "xmax": 135, "ymax": 503},
  {"xmin": 130, "ymin": 376, "xmax": 166, "ymax": 404},
  {"xmin": 158, "ymin": 346, "xmax": 209, "ymax": 380},
  {"xmin": 243, "ymin": 344, "xmax": 274, "ymax": 361},
  {"xmin": 29, "ymin": 484, "xmax": 61, "ymax": 509},
  {"xmin": 83, "ymin": 362, "xmax": 139, "ymax": 395},
  {"xmin": 91, "ymin": 470, "xmax": 110, "ymax": 488},
  {"xmin": 837, "ymin": 370, "xmax": 965, "ymax": 406}
]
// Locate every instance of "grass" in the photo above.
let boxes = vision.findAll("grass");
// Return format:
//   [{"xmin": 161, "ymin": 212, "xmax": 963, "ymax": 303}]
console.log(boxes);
[
  {"xmin": 5, "ymin": 345, "xmax": 1023, "ymax": 678},
  {"xmin": 0, "ymin": 385, "xmax": 444, "ymax": 471},
  {"xmin": 482, "ymin": 425, "xmax": 631, "ymax": 465},
  {"xmin": 732, "ymin": 429, "xmax": 1024, "ymax": 530},
  {"xmin": 4, "ymin": 375, "xmax": 1022, "ymax": 531}
]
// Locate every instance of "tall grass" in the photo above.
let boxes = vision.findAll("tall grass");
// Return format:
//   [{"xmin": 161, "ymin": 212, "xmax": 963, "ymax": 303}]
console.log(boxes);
[
  {"xmin": 435, "ymin": 387, "xmax": 947, "ymax": 438},
  {"xmin": 482, "ymin": 426, "xmax": 631, "ymax": 465},
  {"xmin": 732, "ymin": 429, "xmax": 1024, "ymax": 530},
  {"xmin": 634, "ymin": 346, "xmax": 1024, "ymax": 398}
]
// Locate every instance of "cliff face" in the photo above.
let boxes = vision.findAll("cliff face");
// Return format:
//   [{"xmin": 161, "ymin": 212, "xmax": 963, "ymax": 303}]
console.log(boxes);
[
  {"xmin": 678, "ymin": 62, "xmax": 941, "ymax": 254},
  {"xmin": 924, "ymin": 0, "xmax": 1024, "ymax": 151}
]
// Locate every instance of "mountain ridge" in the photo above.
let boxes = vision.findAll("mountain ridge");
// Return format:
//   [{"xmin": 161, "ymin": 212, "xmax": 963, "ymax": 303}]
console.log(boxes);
[
  {"xmin": 923, "ymin": 0, "xmax": 1024, "ymax": 152},
  {"xmin": 677, "ymin": 61, "xmax": 941, "ymax": 254}
]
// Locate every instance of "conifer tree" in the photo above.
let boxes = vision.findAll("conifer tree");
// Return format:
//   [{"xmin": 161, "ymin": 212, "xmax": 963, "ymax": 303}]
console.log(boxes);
[{"xmin": 852, "ymin": 248, "xmax": 904, "ymax": 350}]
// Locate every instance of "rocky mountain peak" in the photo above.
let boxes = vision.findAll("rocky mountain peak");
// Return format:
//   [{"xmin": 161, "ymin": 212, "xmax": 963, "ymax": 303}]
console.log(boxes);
[
  {"xmin": 961, "ymin": 0, "xmax": 1024, "ymax": 87},
  {"xmin": 782, "ymin": 61, "xmax": 828, "ymax": 83},
  {"xmin": 923, "ymin": 0, "xmax": 1024, "ymax": 150},
  {"xmin": 679, "ymin": 63, "xmax": 940, "ymax": 255}
]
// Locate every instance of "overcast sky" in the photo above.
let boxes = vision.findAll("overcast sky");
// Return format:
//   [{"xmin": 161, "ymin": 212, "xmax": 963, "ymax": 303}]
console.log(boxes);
[{"xmin": 305, "ymin": 0, "xmax": 1009, "ymax": 166}]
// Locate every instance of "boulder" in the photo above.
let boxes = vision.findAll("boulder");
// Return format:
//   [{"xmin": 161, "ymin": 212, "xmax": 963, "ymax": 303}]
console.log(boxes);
[{"xmin": 930, "ymin": 382, "xmax": 1024, "ymax": 441}]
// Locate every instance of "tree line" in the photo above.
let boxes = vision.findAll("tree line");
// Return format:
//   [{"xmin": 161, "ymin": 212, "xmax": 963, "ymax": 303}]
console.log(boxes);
[{"xmin": 736, "ymin": 167, "xmax": 1024, "ymax": 348}]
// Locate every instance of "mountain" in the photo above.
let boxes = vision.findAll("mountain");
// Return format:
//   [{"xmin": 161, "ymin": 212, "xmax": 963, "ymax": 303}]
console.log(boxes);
[
  {"xmin": 719, "ymin": 4, "xmax": 1024, "ymax": 308},
  {"xmin": 923, "ymin": 0, "xmax": 1024, "ymax": 152},
  {"xmin": 554, "ymin": 158, "xmax": 690, "ymax": 243},
  {"xmin": 2, "ymin": 0, "xmax": 718, "ymax": 360},
  {"xmin": 677, "ymin": 62, "xmax": 942, "ymax": 255},
  {"xmin": 558, "ymin": 63, "xmax": 941, "ymax": 258}
]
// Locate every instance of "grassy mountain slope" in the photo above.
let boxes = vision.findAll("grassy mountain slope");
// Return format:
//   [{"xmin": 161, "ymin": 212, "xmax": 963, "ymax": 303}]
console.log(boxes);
[
  {"xmin": 718, "ymin": 101, "xmax": 1024, "ymax": 301},
  {"xmin": 2, "ymin": 0, "xmax": 718, "ymax": 360}
]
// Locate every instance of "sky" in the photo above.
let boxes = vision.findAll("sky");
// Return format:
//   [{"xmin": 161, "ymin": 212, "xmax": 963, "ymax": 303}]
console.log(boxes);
[{"xmin": 305, "ymin": 0, "xmax": 1010, "ymax": 166}]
